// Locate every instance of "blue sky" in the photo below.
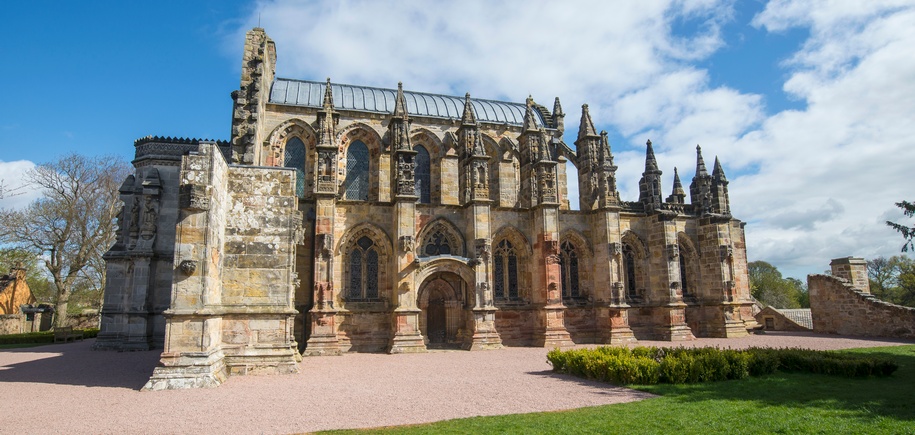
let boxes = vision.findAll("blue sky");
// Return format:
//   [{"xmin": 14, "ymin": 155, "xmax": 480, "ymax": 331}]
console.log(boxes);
[{"xmin": 2, "ymin": 0, "xmax": 914, "ymax": 280}]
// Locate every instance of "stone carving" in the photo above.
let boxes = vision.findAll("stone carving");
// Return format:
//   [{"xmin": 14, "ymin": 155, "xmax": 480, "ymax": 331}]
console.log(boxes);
[
  {"xmin": 179, "ymin": 184, "xmax": 211, "ymax": 211},
  {"xmin": 474, "ymin": 238, "xmax": 491, "ymax": 262},
  {"xmin": 667, "ymin": 244, "xmax": 679, "ymax": 261},
  {"xmin": 400, "ymin": 235, "xmax": 414, "ymax": 252},
  {"xmin": 719, "ymin": 245, "xmax": 733, "ymax": 261},
  {"xmin": 608, "ymin": 242, "xmax": 622, "ymax": 257},
  {"xmin": 140, "ymin": 196, "xmax": 158, "ymax": 240},
  {"xmin": 316, "ymin": 233, "xmax": 333, "ymax": 259},
  {"xmin": 179, "ymin": 260, "xmax": 197, "ymax": 276}
]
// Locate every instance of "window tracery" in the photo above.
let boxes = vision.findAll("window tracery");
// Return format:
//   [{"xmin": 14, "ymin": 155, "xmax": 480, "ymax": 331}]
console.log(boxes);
[
  {"xmin": 493, "ymin": 239, "xmax": 519, "ymax": 300},
  {"xmin": 347, "ymin": 236, "xmax": 379, "ymax": 299},
  {"xmin": 414, "ymin": 145, "xmax": 431, "ymax": 203},
  {"xmin": 560, "ymin": 240, "xmax": 580, "ymax": 299}
]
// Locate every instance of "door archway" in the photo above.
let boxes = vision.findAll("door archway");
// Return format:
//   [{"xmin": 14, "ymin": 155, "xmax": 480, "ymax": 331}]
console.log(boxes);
[{"xmin": 417, "ymin": 274, "xmax": 464, "ymax": 348}]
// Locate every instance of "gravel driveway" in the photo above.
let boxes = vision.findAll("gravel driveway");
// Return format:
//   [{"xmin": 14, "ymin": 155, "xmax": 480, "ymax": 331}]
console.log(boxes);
[{"xmin": 1, "ymin": 332, "xmax": 911, "ymax": 434}]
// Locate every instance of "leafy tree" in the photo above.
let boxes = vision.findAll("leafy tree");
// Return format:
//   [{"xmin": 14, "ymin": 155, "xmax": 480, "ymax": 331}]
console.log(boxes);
[
  {"xmin": 0, "ymin": 154, "xmax": 130, "ymax": 326},
  {"xmin": 867, "ymin": 255, "xmax": 915, "ymax": 307},
  {"xmin": 887, "ymin": 200, "xmax": 915, "ymax": 252},
  {"xmin": 748, "ymin": 261, "xmax": 807, "ymax": 309}
]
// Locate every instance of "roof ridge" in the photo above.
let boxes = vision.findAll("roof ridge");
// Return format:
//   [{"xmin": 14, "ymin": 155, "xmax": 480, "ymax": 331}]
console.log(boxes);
[{"xmin": 274, "ymin": 77, "xmax": 527, "ymax": 107}]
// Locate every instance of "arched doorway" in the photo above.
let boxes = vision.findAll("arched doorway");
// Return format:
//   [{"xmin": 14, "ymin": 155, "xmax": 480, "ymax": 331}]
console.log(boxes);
[{"xmin": 418, "ymin": 274, "xmax": 464, "ymax": 349}]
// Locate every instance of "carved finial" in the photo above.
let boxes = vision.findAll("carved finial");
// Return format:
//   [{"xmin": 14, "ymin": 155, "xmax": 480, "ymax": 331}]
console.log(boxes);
[
  {"xmin": 672, "ymin": 167, "xmax": 685, "ymax": 196},
  {"xmin": 461, "ymin": 92, "xmax": 477, "ymax": 125},
  {"xmin": 393, "ymin": 81, "xmax": 409, "ymax": 119},
  {"xmin": 523, "ymin": 95, "xmax": 538, "ymax": 131},
  {"xmin": 322, "ymin": 78, "xmax": 334, "ymax": 110}
]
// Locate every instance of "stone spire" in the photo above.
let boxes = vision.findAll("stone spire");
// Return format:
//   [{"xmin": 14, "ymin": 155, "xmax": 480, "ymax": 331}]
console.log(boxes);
[
  {"xmin": 322, "ymin": 78, "xmax": 335, "ymax": 112},
  {"xmin": 690, "ymin": 145, "xmax": 711, "ymax": 210},
  {"xmin": 461, "ymin": 93, "xmax": 477, "ymax": 126},
  {"xmin": 667, "ymin": 167, "xmax": 686, "ymax": 204},
  {"xmin": 552, "ymin": 97, "xmax": 565, "ymax": 134},
  {"xmin": 577, "ymin": 104, "xmax": 598, "ymax": 142},
  {"xmin": 712, "ymin": 156, "xmax": 727, "ymax": 182},
  {"xmin": 710, "ymin": 156, "xmax": 730, "ymax": 215},
  {"xmin": 695, "ymin": 145, "xmax": 708, "ymax": 177},
  {"xmin": 392, "ymin": 81, "xmax": 409, "ymax": 121},
  {"xmin": 644, "ymin": 139, "xmax": 659, "ymax": 173},
  {"xmin": 638, "ymin": 139, "xmax": 663, "ymax": 211}
]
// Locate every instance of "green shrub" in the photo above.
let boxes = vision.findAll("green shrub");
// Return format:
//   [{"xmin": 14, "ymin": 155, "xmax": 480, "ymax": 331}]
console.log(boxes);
[
  {"xmin": 0, "ymin": 328, "xmax": 100, "ymax": 345},
  {"xmin": 548, "ymin": 345, "xmax": 898, "ymax": 386}
]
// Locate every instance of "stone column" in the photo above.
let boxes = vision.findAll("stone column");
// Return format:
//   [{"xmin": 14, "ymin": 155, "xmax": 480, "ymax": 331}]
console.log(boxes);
[
  {"xmin": 303, "ymin": 197, "xmax": 341, "ymax": 356},
  {"xmin": 830, "ymin": 257, "xmax": 870, "ymax": 293},
  {"xmin": 695, "ymin": 217, "xmax": 749, "ymax": 338},
  {"xmin": 462, "ymin": 203, "xmax": 503, "ymax": 350},
  {"xmin": 389, "ymin": 200, "xmax": 426, "ymax": 353},
  {"xmin": 648, "ymin": 214, "xmax": 694, "ymax": 341},
  {"xmin": 532, "ymin": 204, "xmax": 574, "ymax": 347},
  {"xmin": 591, "ymin": 211, "xmax": 636, "ymax": 344}
]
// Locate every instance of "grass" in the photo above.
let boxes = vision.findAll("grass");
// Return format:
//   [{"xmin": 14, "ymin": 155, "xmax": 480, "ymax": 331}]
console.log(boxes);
[{"xmin": 323, "ymin": 345, "xmax": 915, "ymax": 434}]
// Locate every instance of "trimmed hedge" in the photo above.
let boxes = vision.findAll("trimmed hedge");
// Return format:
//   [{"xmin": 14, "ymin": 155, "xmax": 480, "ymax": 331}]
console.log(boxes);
[
  {"xmin": 0, "ymin": 328, "xmax": 100, "ymax": 345},
  {"xmin": 547, "ymin": 346, "xmax": 897, "ymax": 385}
]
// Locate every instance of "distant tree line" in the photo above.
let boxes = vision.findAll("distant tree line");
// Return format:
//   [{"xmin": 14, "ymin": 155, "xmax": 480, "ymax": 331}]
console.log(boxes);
[
  {"xmin": 748, "ymin": 261, "xmax": 809, "ymax": 309},
  {"xmin": 867, "ymin": 256, "xmax": 915, "ymax": 307}
]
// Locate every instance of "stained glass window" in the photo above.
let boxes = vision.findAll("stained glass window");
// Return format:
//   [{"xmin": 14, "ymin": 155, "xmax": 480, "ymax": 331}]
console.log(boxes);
[
  {"xmin": 344, "ymin": 140, "xmax": 369, "ymax": 200},
  {"xmin": 284, "ymin": 137, "xmax": 306, "ymax": 198},
  {"xmin": 423, "ymin": 228, "xmax": 452, "ymax": 256},
  {"xmin": 560, "ymin": 241, "xmax": 579, "ymax": 298},
  {"xmin": 623, "ymin": 244, "xmax": 637, "ymax": 299},
  {"xmin": 494, "ymin": 240, "xmax": 518, "ymax": 300},
  {"xmin": 414, "ymin": 145, "xmax": 431, "ymax": 203},
  {"xmin": 347, "ymin": 236, "xmax": 379, "ymax": 300}
]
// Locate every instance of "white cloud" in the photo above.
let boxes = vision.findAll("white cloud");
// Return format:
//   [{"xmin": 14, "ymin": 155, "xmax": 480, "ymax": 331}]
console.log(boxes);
[
  {"xmin": 241, "ymin": 0, "xmax": 915, "ymax": 277},
  {"xmin": 0, "ymin": 160, "xmax": 40, "ymax": 211}
]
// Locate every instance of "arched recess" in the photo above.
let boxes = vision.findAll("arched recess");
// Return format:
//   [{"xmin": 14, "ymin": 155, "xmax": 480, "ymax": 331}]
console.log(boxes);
[
  {"xmin": 417, "ymin": 218, "xmax": 466, "ymax": 258},
  {"xmin": 559, "ymin": 230, "xmax": 593, "ymax": 301},
  {"xmin": 482, "ymin": 134, "xmax": 501, "ymax": 203},
  {"xmin": 621, "ymin": 231, "xmax": 650, "ymax": 305},
  {"xmin": 338, "ymin": 123, "xmax": 385, "ymax": 201},
  {"xmin": 336, "ymin": 223, "xmax": 394, "ymax": 303},
  {"xmin": 491, "ymin": 225, "xmax": 533, "ymax": 303},
  {"xmin": 265, "ymin": 119, "xmax": 318, "ymax": 197},
  {"xmin": 497, "ymin": 137, "xmax": 521, "ymax": 208},
  {"xmin": 411, "ymin": 128, "xmax": 442, "ymax": 204},
  {"xmin": 678, "ymin": 232, "xmax": 701, "ymax": 302}
]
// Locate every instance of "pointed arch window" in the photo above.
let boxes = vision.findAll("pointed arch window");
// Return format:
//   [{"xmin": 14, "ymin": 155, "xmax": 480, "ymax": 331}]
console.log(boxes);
[
  {"xmin": 494, "ymin": 240, "xmax": 518, "ymax": 300},
  {"xmin": 623, "ymin": 244, "xmax": 638, "ymax": 300},
  {"xmin": 344, "ymin": 140, "xmax": 369, "ymax": 200},
  {"xmin": 347, "ymin": 236, "xmax": 379, "ymax": 299},
  {"xmin": 284, "ymin": 137, "xmax": 306, "ymax": 198},
  {"xmin": 423, "ymin": 228, "xmax": 452, "ymax": 256},
  {"xmin": 560, "ymin": 241, "xmax": 580, "ymax": 299},
  {"xmin": 414, "ymin": 144, "xmax": 431, "ymax": 203}
]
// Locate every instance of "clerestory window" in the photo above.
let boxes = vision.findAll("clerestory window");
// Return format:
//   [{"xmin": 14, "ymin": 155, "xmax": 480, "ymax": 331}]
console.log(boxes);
[
  {"xmin": 283, "ymin": 137, "xmax": 306, "ymax": 198},
  {"xmin": 414, "ymin": 144, "xmax": 431, "ymax": 203},
  {"xmin": 344, "ymin": 140, "xmax": 369, "ymax": 200}
]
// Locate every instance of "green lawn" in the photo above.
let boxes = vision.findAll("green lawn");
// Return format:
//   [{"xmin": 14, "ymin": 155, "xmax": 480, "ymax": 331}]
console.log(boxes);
[{"xmin": 324, "ymin": 345, "xmax": 915, "ymax": 434}]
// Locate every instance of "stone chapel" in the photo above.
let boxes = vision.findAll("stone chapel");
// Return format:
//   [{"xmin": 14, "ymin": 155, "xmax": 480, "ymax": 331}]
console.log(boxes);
[{"xmin": 95, "ymin": 28, "xmax": 758, "ymax": 389}]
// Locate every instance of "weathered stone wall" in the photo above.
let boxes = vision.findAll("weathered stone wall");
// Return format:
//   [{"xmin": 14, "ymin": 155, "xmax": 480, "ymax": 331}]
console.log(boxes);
[
  {"xmin": 65, "ymin": 313, "xmax": 100, "ymax": 329},
  {"xmin": 809, "ymin": 272, "xmax": 915, "ymax": 339},
  {"xmin": 0, "ymin": 315, "xmax": 25, "ymax": 335}
]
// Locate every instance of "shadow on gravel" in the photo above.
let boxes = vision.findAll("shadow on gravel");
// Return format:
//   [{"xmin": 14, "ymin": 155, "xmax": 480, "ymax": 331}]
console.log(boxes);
[
  {"xmin": 524, "ymin": 369, "xmax": 656, "ymax": 398},
  {"xmin": 0, "ymin": 339, "xmax": 160, "ymax": 390}
]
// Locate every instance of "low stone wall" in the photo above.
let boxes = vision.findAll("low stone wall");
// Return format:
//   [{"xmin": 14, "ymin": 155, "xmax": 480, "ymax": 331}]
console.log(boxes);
[
  {"xmin": 809, "ymin": 274, "xmax": 915, "ymax": 339},
  {"xmin": 0, "ymin": 315, "xmax": 24, "ymax": 335},
  {"xmin": 66, "ymin": 313, "xmax": 100, "ymax": 329}
]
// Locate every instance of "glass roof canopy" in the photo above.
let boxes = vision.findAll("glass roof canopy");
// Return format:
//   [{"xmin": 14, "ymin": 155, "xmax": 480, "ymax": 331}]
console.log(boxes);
[{"xmin": 269, "ymin": 78, "xmax": 545, "ymax": 128}]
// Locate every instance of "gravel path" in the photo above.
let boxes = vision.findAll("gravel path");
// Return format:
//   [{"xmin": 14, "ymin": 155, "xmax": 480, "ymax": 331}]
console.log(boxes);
[{"xmin": 1, "ymin": 332, "xmax": 912, "ymax": 434}]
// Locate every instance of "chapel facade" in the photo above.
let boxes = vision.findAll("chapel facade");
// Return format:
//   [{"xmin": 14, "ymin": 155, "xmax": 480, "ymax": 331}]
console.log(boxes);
[{"xmin": 95, "ymin": 28, "xmax": 757, "ymax": 389}]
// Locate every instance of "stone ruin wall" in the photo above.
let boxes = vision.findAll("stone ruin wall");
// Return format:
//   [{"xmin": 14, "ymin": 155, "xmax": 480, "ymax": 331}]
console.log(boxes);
[{"xmin": 809, "ymin": 257, "xmax": 915, "ymax": 339}]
